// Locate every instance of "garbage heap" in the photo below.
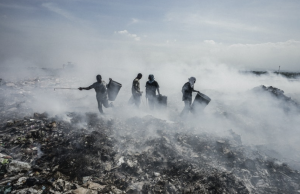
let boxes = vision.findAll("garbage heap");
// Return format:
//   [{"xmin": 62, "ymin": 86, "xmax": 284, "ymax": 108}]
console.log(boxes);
[
  {"xmin": 252, "ymin": 85, "xmax": 300, "ymax": 111},
  {"xmin": 1, "ymin": 77, "xmax": 300, "ymax": 194},
  {"xmin": 1, "ymin": 112, "xmax": 300, "ymax": 194}
]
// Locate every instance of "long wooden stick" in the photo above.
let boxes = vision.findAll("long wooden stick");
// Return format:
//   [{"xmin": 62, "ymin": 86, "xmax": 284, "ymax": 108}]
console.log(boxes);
[{"xmin": 54, "ymin": 88, "xmax": 78, "ymax": 91}]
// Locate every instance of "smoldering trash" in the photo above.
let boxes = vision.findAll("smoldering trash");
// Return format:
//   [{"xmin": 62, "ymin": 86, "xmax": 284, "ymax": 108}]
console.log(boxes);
[{"xmin": 1, "ymin": 77, "xmax": 300, "ymax": 194}]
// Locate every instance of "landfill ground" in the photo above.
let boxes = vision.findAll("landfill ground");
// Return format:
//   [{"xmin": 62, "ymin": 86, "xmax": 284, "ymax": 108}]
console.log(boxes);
[
  {"xmin": 241, "ymin": 71, "xmax": 300, "ymax": 79},
  {"xmin": 1, "ymin": 76, "xmax": 300, "ymax": 194}
]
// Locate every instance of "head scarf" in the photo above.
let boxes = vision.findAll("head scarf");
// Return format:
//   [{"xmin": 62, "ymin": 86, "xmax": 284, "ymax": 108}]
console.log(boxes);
[
  {"xmin": 188, "ymin": 77, "xmax": 196, "ymax": 88},
  {"xmin": 148, "ymin": 74, "xmax": 155, "ymax": 83},
  {"xmin": 96, "ymin": 75, "xmax": 102, "ymax": 83}
]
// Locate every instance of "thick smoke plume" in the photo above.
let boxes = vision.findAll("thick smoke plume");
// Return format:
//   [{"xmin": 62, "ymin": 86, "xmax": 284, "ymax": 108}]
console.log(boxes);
[{"xmin": 1, "ymin": 59, "xmax": 300, "ymax": 166}]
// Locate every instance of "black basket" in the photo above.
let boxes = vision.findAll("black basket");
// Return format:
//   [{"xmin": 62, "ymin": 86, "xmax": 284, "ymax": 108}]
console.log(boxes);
[
  {"xmin": 155, "ymin": 95, "xmax": 167, "ymax": 108},
  {"xmin": 191, "ymin": 92, "xmax": 211, "ymax": 113},
  {"xmin": 107, "ymin": 79, "xmax": 122, "ymax": 101}
]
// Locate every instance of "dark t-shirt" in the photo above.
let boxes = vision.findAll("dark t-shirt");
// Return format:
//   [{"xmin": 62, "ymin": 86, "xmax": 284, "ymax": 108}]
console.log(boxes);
[
  {"xmin": 182, "ymin": 82, "xmax": 193, "ymax": 101},
  {"xmin": 145, "ymin": 81, "xmax": 159, "ymax": 97},
  {"xmin": 89, "ymin": 81, "xmax": 108, "ymax": 100}
]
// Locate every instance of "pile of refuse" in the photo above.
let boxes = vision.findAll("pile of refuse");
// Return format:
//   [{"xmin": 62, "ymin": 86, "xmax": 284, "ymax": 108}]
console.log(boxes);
[
  {"xmin": 1, "ymin": 111, "xmax": 300, "ymax": 193},
  {"xmin": 252, "ymin": 85, "xmax": 300, "ymax": 110},
  {"xmin": 1, "ymin": 77, "xmax": 300, "ymax": 193},
  {"xmin": 252, "ymin": 85, "xmax": 289, "ymax": 100}
]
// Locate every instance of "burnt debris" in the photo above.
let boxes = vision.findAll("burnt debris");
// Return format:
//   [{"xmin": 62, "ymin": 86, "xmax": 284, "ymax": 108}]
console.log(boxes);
[
  {"xmin": 252, "ymin": 85, "xmax": 300, "ymax": 112},
  {"xmin": 1, "ymin": 112, "xmax": 300, "ymax": 193},
  {"xmin": 1, "ymin": 78, "xmax": 300, "ymax": 193}
]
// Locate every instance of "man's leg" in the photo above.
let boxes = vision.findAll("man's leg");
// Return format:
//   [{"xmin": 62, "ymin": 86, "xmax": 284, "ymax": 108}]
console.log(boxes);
[
  {"xmin": 97, "ymin": 98, "xmax": 104, "ymax": 114},
  {"xmin": 128, "ymin": 96, "xmax": 134, "ymax": 105},
  {"xmin": 133, "ymin": 95, "xmax": 141, "ymax": 108},
  {"xmin": 102, "ymin": 99, "xmax": 112, "ymax": 108},
  {"xmin": 180, "ymin": 100, "xmax": 191, "ymax": 117},
  {"xmin": 187, "ymin": 100, "xmax": 192, "ymax": 113},
  {"xmin": 148, "ymin": 98, "xmax": 155, "ymax": 110}
]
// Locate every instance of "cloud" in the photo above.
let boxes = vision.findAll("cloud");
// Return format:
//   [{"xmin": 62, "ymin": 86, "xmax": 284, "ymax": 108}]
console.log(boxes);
[
  {"xmin": 204, "ymin": 40, "xmax": 216, "ymax": 45},
  {"xmin": 42, "ymin": 3, "xmax": 75, "ymax": 21},
  {"xmin": 166, "ymin": 39, "xmax": 177, "ymax": 44},
  {"xmin": 202, "ymin": 18, "xmax": 265, "ymax": 32},
  {"xmin": 116, "ymin": 30, "xmax": 141, "ymax": 41},
  {"xmin": 130, "ymin": 18, "xmax": 140, "ymax": 24},
  {"xmin": 217, "ymin": 40, "xmax": 300, "ymax": 70},
  {"xmin": 0, "ymin": 2, "xmax": 36, "ymax": 11},
  {"xmin": 117, "ymin": 30, "xmax": 128, "ymax": 34},
  {"xmin": 165, "ymin": 12, "xmax": 266, "ymax": 33}
]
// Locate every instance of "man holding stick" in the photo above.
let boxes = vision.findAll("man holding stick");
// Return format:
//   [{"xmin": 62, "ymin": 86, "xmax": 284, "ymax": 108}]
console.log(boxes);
[{"xmin": 78, "ymin": 75, "xmax": 113, "ymax": 114}]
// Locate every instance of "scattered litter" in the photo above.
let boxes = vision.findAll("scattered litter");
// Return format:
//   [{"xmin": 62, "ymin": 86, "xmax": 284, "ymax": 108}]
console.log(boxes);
[{"xmin": 1, "ymin": 78, "xmax": 300, "ymax": 193}]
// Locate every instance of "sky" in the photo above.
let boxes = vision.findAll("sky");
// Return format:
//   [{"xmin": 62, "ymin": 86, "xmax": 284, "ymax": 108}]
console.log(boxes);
[{"xmin": 0, "ymin": 0, "xmax": 300, "ymax": 71}]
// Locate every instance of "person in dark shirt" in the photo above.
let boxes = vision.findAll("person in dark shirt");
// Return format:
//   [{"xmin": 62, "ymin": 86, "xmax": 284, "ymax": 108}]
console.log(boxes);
[
  {"xmin": 78, "ymin": 75, "xmax": 113, "ymax": 114},
  {"xmin": 180, "ymin": 77, "xmax": 199, "ymax": 117},
  {"xmin": 145, "ymin": 74, "xmax": 160, "ymax": 110}
]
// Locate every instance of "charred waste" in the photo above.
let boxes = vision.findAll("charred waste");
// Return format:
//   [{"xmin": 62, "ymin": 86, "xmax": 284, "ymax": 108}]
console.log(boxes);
[{"xmin": 0, "ymin": 76, "xmax": 300, "ymax": 194}]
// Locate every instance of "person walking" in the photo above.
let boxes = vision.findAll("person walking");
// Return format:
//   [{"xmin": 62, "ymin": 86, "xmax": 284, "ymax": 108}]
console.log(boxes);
[
  {"xmin": 78, "ymin": 75, "xmax": 113, "ymax": 114},
  {"xmin": 180, "ymin": 77, "xmax": 199, "ymax": 117},
  {"xmin": 145, "ymin": 74, "xmax": 160, "ymax": 110}
]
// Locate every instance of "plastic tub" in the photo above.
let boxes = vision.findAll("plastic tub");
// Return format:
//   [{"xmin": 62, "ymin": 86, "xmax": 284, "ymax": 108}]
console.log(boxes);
[
  {"xmin": 191, "ymin": 92, "xmax": 211, "ymax": 113},
  {"xmin": 107, "ymin": 79, "xmax": 122, "ymax": 101},
  {"xmin": 156, "ymin": 95, "xmax": 167, "ymax": 108}
]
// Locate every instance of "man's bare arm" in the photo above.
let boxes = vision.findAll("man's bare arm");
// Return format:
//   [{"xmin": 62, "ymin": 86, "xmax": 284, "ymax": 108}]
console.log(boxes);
[{"xmin": 78, "ymin": 86, "xmax": 92, "ymax": 90}]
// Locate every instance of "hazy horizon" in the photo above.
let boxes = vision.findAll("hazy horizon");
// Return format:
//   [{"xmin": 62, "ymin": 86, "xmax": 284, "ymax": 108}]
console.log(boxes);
[{"xmin": 0, "ymin": 0, "xmax": 300, "ymax": 72}]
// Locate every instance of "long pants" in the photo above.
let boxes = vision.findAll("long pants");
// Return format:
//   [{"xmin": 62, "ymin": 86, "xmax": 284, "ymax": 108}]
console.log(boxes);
[
  {"xmin": 180, "ymin": 100, "xmax": 192, "ymax": 117},
  {"xmin": 147, "ymin": 96, "xmax": 156, "ymax": 110},
  {"xmin": 97, "ymin": 97, "xmax": 111, "ymax": 114},
  {"xmin": 133, "ymin": 95, "xmax": 141, "ymax": 108}
]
